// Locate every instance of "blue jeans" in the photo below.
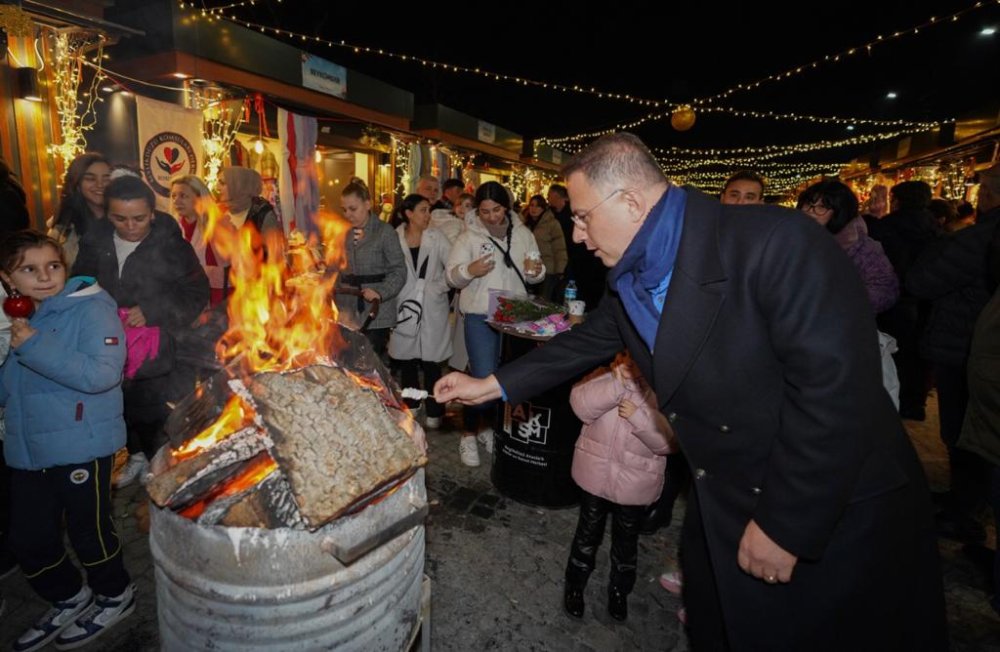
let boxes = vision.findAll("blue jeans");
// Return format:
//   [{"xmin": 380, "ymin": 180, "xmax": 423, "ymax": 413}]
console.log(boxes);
[{"xmin": 463, "ymin": 313, "xmax": 500, "ymax": 430}]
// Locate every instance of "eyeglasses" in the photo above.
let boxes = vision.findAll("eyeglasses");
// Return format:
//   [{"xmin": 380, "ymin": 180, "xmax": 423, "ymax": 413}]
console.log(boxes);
[
  {"xmin": 571, "ymin": 188, "xmax": 623, "ymax": 229},
  {"xmin": 802, "ymin": 201, "xmax": 833, "ymax": 216}
]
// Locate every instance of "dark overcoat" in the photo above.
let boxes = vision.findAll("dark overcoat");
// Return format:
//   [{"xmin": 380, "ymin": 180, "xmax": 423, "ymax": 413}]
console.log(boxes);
[{"xmin": 496, "ymin": 189, "xmax": 946, "ymax": 651}]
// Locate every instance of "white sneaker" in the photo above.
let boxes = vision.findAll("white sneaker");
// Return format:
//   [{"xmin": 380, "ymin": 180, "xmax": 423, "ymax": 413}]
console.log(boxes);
[
  {"xmin": 14, "ymin": 585, "xmax": 93, "ymax": 652},
  {"xmin": 477, "ymin": 428, "xmax": 494, "ymax": 455},
  {"xmin": 425, "ymin": 416, "xmax": 442, "ymax": 430},
  {"xmin": 114, "ymin": 453, "xmax": 148, "ymax": 489},
  {"xmin": 54, "ymin": 583, "xmax": 135, "ymax": 650},
  {"xmin": 459, "ymin": 436, "xmax": 480, "ymax": 467}
]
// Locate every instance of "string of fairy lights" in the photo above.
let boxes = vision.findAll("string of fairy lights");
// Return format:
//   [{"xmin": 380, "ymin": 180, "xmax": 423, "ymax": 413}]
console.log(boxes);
[
  {"xmin": 174, "ymin": 0, "xmax": 995, "ymax": 196},
  {"xmin": 178, "ymin": 1, "xmax": 280, "ymax": 17},
  {"xmin": 537, "ymin": 106, "xmax": 946, "ymax": 147},
  {"xmin": 184, "ymin": 0, "xmax": 997, "ymax": 115},
  {"xmin": 690, "ymin": 0, "xmax": 1000, "ymax": 106}
]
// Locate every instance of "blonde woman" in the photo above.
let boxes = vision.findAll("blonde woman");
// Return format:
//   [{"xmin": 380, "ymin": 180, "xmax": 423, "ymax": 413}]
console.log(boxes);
[{"xmin": 170, "ymin": 175, "xmax": 227, "ymax": 306}]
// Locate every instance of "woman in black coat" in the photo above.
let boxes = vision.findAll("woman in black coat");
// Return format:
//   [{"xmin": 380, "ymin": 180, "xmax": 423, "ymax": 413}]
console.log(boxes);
[{"xmin": 73, "ymin": 176, "xmax": 209, "ymax": 475}]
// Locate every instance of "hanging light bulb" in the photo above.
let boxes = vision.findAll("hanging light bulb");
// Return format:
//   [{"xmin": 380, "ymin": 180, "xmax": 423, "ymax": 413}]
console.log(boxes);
[
  {"xmin": 254, "ymin": 139, "xmax": 264, "ymax": 154},
  {"xmin": 314, "ymin": 149, "xmax": 322, "ymax": 163}
]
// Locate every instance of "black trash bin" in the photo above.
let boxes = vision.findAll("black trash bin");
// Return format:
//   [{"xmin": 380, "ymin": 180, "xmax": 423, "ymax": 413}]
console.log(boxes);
[{"xmin": 489, "ymin": 325, "xmax": 581, "ymax": 508}]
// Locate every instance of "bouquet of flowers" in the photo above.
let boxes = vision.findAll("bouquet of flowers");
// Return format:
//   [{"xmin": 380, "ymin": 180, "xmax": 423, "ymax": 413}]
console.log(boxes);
[{"xmin": 487, "ymin": 291, "xmax": 572, "ymax": 337}]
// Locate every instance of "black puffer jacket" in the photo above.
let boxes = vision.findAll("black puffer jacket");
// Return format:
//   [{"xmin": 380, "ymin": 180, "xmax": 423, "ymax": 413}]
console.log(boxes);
[
  {"xmin": 906, "ymin": 206, "xmax": 1000, "ymax": 366},
  {"xmin": 73, "ymin": 215, "xmax": 210, "ymax": 422}
]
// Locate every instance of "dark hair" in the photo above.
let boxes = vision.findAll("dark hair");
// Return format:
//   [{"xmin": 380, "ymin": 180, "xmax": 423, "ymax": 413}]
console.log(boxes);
[
  {"xmin": 547, "ymin": 184, "xmax": 568, "ymax": 199},
  {"xmin": 105, "ymin": 175, "xmax": 156, "ymax": 212},
  {"xmin": 956, "ymin": 201, "xmax": 975, "ymax": 219},
  {"xmin": 0, "ymin": 229, "xmax": 65, "ymax": 274},
  {"xmin": 723, "ymin": 170, "xmax": 765, "ymax": 194},
  {"xmin": 529, "ymin": 194, "xmax": 547, "ymax": 210},
  {"xmin": 928, "ymin": 198, "xmax": 957, "ymax": 225},
  {"xmin": 342, "ymin": 177, "xmax": 371, "ymax": 202},
  {"xmin": 890, "ymin": 181, "xmax": 932, "ymax": 211},
  {"xmin": 53, "ymin": 152, "xmax": 110, "ymax": 235},
  {"xmin": 474, "ymin": 181, "xmax": 512, "ymax": 211},
  {"xmin": 458, "ymin": 192, "xmax": 474, "ymax": 203},
  {"xmin": 796, "ymin": 179, "xmax": 859, "ymax": 234},
  {"xmin": 395, "ymin": 193, "xmax": 430, "ymax": 224},
  {"xmin": 442, "ymin": 178, "xmax": 464, "ymax": 193}
]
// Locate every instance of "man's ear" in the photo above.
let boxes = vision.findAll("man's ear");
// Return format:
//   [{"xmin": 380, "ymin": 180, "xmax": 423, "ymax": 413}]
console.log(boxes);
[{"xmin": 623, "ymin": 189, "xmax": 645, "ymax": 223}]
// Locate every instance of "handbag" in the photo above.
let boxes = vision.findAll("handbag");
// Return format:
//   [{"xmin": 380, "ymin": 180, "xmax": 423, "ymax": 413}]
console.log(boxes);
[{"xmin": 395, "ymin": 257, "xmax": 429, "ymax": 338}]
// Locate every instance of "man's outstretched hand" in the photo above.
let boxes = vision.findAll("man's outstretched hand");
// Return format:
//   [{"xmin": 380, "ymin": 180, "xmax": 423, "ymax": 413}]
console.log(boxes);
[{"xmin": 434, "ymin": 372, "xmax": 503, "ymax": 405}]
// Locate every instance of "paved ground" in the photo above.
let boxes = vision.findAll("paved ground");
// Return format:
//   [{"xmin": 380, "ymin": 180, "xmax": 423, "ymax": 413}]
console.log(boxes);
[{"xmin": 1, "ymin": 393, "xmax": 998, "ymax": 651}]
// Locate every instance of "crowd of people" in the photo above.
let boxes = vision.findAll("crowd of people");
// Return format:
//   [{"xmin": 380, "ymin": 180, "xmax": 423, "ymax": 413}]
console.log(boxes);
[{"xmin": 0, "ymin": 135, "xmax": 996, "ymax": 649}]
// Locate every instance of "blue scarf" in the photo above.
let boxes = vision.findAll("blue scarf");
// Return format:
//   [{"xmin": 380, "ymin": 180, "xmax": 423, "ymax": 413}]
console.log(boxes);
[{"xmin": 608, "ymin": 186, "xmax": 686, "ymax": 351}]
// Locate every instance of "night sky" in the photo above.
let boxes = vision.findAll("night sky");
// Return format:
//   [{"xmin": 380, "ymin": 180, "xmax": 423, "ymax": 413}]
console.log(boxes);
[{"xmin": 220, "ymin": 0, "xmax": 999, "ymax": 173}]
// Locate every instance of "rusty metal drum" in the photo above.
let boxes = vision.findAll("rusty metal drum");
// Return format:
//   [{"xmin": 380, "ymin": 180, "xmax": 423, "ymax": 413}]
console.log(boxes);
[{"xmin": 150, "ymin": 470, "xmax": 426, "ymax": 651}]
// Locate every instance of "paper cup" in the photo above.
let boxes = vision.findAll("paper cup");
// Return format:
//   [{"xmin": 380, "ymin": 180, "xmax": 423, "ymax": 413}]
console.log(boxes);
[{"xmin": 568, "ymin": 300, "xmax": 585, "ymax": 316}]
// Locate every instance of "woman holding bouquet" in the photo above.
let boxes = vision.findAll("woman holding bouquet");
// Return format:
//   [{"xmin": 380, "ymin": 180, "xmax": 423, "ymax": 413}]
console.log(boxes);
[{"xmin": 445, "ymin": 182, "xmax": 544, "ymax": 466}]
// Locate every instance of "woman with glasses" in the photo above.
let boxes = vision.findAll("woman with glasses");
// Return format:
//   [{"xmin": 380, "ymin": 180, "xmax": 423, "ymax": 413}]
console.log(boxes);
[
  {"xmin": 798, "ymin": 179, "xmax": 899, "ymax": 314},
  {"xmin": 446, "ymin": 181, "xmax": 545, "ymax": 466}
]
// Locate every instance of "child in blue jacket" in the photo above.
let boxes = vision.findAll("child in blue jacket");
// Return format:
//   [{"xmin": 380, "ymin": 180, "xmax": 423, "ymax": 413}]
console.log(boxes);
[{"xmin": 0, "ymin": 231, "xmax": 134, "ymax": 652}]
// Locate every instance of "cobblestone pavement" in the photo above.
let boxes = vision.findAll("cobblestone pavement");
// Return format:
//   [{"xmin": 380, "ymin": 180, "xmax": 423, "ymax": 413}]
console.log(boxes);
[{"xmin": 0, "ymin": 394, "xmax": 997, "ymax": 651}]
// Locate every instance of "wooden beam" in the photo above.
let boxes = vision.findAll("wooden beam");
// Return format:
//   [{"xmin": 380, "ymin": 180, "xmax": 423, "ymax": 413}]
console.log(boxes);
[
  {"xmin": 113, "ymin": 51, "xmax": 411, "ymax": 132},
  {"xmin": 415, "ymin": 128, "xmax": 524, "ymax": 164}
]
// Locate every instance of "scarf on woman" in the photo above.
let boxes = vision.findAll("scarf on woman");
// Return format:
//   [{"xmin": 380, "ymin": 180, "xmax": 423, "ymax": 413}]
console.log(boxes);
[{"xmin": 607, "ymin": 186, "xmax": 687, "ymax": 352}]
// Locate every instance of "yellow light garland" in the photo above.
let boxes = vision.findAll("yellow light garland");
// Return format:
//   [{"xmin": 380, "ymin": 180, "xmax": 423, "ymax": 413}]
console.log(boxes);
[
  {"xmin": 690, "ymin": 0, "xmax": 999, "ymax": 106},
  {"xmin": 180, "ymin": 8, "xmax": 667, "ymax": 108},
  {"xmin": 47, "ymin": 30, "xmax": 107, "ymax": 169},
  {"xmin": 539, "ymin": 106, "xmax": 946, "ymax": 146}
]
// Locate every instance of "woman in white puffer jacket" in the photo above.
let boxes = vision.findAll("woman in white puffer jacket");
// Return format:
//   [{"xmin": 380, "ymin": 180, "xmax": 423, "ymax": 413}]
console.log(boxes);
[{"xmin": 445, "ymin": 181, "xmax": 544, "ymax": 466}]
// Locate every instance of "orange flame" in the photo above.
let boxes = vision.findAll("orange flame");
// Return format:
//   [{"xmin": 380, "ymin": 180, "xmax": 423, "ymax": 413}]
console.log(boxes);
[
  {"xmin": 172, "ymin": 394, "xmax": 254, "ymax": 461},
  {"xmin": 201, "ymin": 196, "xmax": 352, "ymax": 373},
  {"xmin": 178, "ymin": 454, "xmax": 279, "ymax": 520}
]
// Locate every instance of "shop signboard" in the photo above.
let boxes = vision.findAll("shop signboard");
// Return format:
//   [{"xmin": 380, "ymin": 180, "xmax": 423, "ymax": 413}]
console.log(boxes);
[
  {"xmin": 301, "ymin": 53, "xmax": 347, "ymax": 99},
  {"xmin": 478, "ymin": 120, "xmax": 496, "ymax": 144}
]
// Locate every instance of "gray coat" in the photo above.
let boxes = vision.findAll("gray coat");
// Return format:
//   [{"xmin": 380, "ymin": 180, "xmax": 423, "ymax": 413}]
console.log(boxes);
[{"xmin": 336, "ymin": 213, "xmax": 406, "ymax": 331}]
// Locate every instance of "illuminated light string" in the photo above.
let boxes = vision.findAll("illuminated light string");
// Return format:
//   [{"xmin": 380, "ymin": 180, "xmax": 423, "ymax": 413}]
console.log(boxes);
[
  {"xmin": 650, "ymin": 127, "xmax": 929, "ymax": 158},
  {"xmin": 690, "ymin": 0, "xmax": 1000, "ymax": 106},
  {"xmin": 48, "ymin": 30, "xmax": 108, "ymax": 168},
  {"xmin": 659, "ymin": 161, "xmax": 850, "ymax": 176},
  {"xmin": 538, "ymin": 105, "xmax": 947, "ymax": 146},
  {"xmin": 555, "ymin": 127, "xmax": 931, "ymax": 169},
  {"xmin": 177, "ymin": 1, "xmax": 281, "ymax": 16},
  {"xmin": 673, "ymin": 168, "xmax": 844, "ymax": 184},
  {"xmin": 188, "ymin": 1, "xmax": 993, "ymax": 121},
  {"xmin": 678, "ymin": 172, "xmax": 838, "ymax": 194},
  {"xmin": 182, "ymin": 9, "xmax": 669, "ymax": 108}
]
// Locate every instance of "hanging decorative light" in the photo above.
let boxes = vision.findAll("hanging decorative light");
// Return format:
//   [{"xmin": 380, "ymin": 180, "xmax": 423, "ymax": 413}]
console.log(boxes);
[{"xmin": 670, "ymin": 105, "xmax": 697, "ymax": 132}]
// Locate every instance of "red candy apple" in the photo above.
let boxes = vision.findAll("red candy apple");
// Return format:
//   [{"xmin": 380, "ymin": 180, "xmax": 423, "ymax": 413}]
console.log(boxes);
[{"xmin": 3, "ymin": 292, "xmax": 34, "ymax": 319}]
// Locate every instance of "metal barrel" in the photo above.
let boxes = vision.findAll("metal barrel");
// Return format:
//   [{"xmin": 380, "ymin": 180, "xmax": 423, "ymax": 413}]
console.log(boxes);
[{"xmin": 150, "ymin": 471, "xmax": 426, "ymax": 651}]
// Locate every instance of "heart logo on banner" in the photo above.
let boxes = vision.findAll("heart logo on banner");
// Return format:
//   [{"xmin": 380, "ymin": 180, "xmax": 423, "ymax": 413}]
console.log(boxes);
[{"xmin": 164, "ymin": 147, "xmax": 179, "ymax": 163}]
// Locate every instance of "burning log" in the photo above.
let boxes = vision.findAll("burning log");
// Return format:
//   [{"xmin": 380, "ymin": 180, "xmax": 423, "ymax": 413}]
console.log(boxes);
[
  {"xmin": 248, "ymin": 364, "xmax": 426, "ymax": 529},
  {"xmin": 147, "ymin": 426, "xmax": 267, "ymax": 509},
  {"xmin": 197, "ymin": 460, "xmax": 306, "ymax": 529}
]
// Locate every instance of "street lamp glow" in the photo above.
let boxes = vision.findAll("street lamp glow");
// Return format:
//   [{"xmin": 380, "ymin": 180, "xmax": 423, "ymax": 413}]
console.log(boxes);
[
  {"xmin": 847, "ymin": 125, "xmax": 856, "ymax": 131},
  {"xmin": 981, "ymin": 26, "xmax": 997, "ymax": 36},
  {"xmin": 886, "ymin": 91, "xmax": 898, "ymax": 99}
]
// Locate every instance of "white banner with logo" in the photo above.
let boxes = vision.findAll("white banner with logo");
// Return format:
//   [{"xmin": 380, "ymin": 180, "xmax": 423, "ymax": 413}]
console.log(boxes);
[{"xmin": 136, "ymin": 96, "xmax": 203, "ymax": 212}]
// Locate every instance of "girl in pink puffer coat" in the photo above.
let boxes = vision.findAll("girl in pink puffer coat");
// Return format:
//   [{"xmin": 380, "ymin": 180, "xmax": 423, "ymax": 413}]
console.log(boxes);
[{"xmin": 563, "ymin": 353, "xmax": 673, "ymax": 623}]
